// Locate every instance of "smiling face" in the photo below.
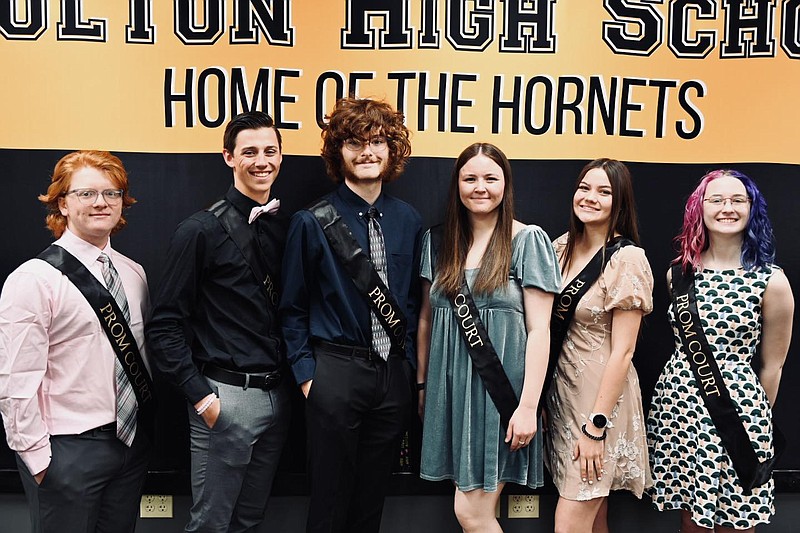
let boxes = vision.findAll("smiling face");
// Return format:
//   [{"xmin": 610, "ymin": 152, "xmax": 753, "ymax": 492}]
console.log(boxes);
[
  {"xmin": 702, "ymin": 175, "xmax": 750, "ymax": 237},
  {"xmin": 458, "ymin": 153, "xmax": 505, "ymax": 216},
  {"xmin": 224, "ymin": 127, "xmax": 282, "ymax": 204},
  {"xmin": 58, "ymin": 166, "xmax": 123, "ymax": 248},
  {"xmin": 340, "ymin": 131, "xmax": 390, "ymax": 185},
  {"xmin": 573, "ymin": 167, "xmax": 613, "ymax": 229}
]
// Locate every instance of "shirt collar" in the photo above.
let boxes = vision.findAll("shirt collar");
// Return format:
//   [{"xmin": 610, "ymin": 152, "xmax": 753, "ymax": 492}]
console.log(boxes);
[
  {"xmin": 225, "ymin": 185, "xmax": 268, "ymax": 217},
  {"xmin": 335, "ymin": 183, "xmax": 385, "ymax": 219},
  {"xmin": 56, "ymin": 228, "xmax": 114, "ymax": 269}
]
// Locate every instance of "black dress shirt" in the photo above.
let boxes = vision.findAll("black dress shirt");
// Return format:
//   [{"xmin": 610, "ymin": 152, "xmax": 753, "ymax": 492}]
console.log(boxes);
[
  {"xmin": 147, "ymin": 186, "xmax": 287, "ymax": 403},
  {"xmin": 280, "ymin": 183, "xmax": 423, "ymax": 385}
]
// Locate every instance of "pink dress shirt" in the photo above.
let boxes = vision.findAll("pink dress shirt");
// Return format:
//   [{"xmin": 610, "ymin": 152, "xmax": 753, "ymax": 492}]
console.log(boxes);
[{"xmin": 0, "ymin": 229, "xmax": 149, "ymax": 475}]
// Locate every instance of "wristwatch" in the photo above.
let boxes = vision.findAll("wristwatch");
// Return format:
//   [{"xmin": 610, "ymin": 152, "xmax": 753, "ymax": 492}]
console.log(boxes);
[{"xmin": 588, "ymin": 412, "xmax": 609, "ymax": 430}]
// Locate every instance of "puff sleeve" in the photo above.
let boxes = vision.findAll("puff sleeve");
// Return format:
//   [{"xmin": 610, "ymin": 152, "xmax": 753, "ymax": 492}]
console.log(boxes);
[
  {"xmin": 512, "ymin": 225, "xmax": 562, "ymax": 294},
  {"xmin": 601, "ymin": 245, "xmax": 654, "ymax": 314}
]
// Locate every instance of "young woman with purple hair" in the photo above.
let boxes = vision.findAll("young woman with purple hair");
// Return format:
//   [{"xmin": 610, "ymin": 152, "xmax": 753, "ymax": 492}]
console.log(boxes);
[{"xmin": 648, "ymin": 170, "xmax": 794, "ymax": 532}]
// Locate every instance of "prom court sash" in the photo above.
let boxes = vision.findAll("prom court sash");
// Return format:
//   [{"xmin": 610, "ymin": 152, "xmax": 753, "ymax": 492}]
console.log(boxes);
[
  {"xmin": 670, "ymin": 264, "xmax": 785, "ymax": 494},
  {"xmin": 545, "ymin": 237, "xmax": 633, "ymax": 406},
  {"xmin": 429, "ymin": 226, "xmax": 518, "ymax": 429},
  {"xmin": 209, "ymin": 199, "xmax": 280, "ymax": 308},
  {"xmin": 309, "ymin": 199, "xmax": 407, "ymax": 352},
  {"xmin": 37, "ymin": 244, "xmax": 155, "ymax": 435}
]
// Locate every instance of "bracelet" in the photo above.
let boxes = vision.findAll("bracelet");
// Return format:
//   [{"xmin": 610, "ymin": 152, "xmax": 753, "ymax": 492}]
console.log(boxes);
[
  {"xmin": 416, "ymin": 382, "xmax": 426, "ymax": 391},
  {"xmin": 581, "ymin": 423, "xmax": 607, "ymax": 441},
  {"xmin": 195, "ymin": 395, "xmax": 217, "ymax": 415}
]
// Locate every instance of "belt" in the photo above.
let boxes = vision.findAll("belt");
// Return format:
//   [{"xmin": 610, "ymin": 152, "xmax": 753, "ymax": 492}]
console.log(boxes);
[
  {"xmin": 202, "ymin": 363, "xmax": 282, "ymax": 391},
  {"xmin": 78, "ymin": 422, "xmax": 116, "ymax": 436},
  {"xmin": 314, "ymin": 340, "xmax": 402, "ymax": 360}
]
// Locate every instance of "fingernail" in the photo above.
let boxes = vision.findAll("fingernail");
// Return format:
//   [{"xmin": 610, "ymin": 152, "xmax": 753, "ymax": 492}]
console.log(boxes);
[
  {"xmin": 588, "ymin": 480, "xmax": 593, "ymax": 485},
  {"xmin": 582, "ymin": 478, "xmax": 587, "ymax": 482}
]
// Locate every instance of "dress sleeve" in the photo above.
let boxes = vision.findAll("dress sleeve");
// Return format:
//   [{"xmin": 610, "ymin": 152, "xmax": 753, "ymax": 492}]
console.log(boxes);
[
  {"xmin": 513, "ymin": 226, "xmax": 562, "ymax": 294},
  {"xmin": 602, "ymin": 245, "xmax": 654, "ymax": 315},
  {"xmin": 419, "ymin": 229, "xmax": 433, "ymax": 283}
]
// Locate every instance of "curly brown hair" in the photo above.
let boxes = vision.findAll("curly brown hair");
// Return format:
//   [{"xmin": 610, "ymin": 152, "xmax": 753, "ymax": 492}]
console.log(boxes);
[
  {"xmin": 320, "ymin": 97, "xmax": 412, "ymax": 183},
  {"xmin": 38, "ymin": 151, "xmax": 136, "ymax": 238}
]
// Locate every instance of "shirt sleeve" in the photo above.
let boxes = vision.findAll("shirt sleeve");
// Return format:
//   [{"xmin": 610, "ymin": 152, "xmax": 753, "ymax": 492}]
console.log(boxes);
[
  {"xmin": 513, "ymin": 226, "xmax": 563, "ymax": 293},
  {"xmin": 145, "ymin": 217, "xmax": 214, "ymax": 404},
  {"xmin": 419, "ymin": 229, "xmax": 433, "ymax": 283},
  {"xmin": 0, "ymin": 268, "xmax": 54, "ymax": 474},
  {"xmin": 279, "ymin": 212, "xmax": 319, "ymax": 385},
  {"xmin": 602, "ymin": 245, "xmax": 654, "ymax": 315}
]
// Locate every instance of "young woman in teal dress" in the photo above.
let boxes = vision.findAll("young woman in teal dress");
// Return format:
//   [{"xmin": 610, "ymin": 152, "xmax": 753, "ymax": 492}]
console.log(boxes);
[
  {"xmin": 648, "ymin": 170, "xmax": 794, "ymax": 532},
  {"xmin": 416, "ymin": 143, "xmax": 561, "ymax": 532}
]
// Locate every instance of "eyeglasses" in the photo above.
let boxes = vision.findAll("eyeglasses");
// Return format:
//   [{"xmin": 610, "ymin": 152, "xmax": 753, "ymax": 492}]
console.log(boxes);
[
  {"xmin": 343, "ymin": 137, "xmax": 388, "ymax": 152},
  {"xmin": 703, "ymin": 195, "xmax": 750, "ymax": 207},
  {"xmin": 65, "ymin": 189, "xmax": 124, "ymax": 205}
]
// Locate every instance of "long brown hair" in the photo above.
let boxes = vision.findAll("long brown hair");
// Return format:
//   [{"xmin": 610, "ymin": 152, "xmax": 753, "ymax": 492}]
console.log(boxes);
[
  {"xmin": 560, "ymin": 158, "xmax": 640, "ymax": 273},
  {"xmin": 436, "ymin": 143, "xmax": 515, "ymax": 298}
]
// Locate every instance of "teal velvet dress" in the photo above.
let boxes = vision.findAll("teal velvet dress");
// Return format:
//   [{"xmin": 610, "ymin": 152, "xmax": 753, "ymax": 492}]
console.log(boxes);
[{"xmin": 419, "ymin": 226, "xmax": 562, "ymax": 491}]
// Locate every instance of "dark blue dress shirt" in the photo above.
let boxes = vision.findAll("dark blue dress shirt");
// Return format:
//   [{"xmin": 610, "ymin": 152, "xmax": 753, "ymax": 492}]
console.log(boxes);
[{"xmin": 280, "ymin": 183, "xmax": 423, "ymax": 384}]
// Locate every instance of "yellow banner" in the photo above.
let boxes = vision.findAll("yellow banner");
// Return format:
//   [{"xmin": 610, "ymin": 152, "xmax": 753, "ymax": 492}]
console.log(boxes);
[{"xmin": 1, "ymin": 0, "xmax": 798, "ymax": 162}]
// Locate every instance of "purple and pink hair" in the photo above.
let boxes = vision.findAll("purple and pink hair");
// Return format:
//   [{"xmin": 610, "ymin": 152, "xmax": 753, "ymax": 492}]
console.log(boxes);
[{"xmin": 673, "ymin": 169, "xmax": 775, "ymax": 272}]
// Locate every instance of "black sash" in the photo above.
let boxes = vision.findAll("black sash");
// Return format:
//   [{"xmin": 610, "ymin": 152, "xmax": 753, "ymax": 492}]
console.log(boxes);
[
  {"xmin": 209, "ymin": 199, "xmax": 280, "ymax": 308},
  {"xmin": 429, "ymin": 226, "xmax": 519, "ymax": 429},
  {"xmin": 670, "ymin": 264, "xmax": 785, "ymax": 494},
  {"xmin": 309, "ymin": 199, "xmax": 407, "ymax": 352},
  {"xmin": 37, "ymin": 245, "xmax": 155, "ymax": 436},
  {"xmin": 544, "ymin": 237, "xmax": 633, "ymax": 405}
]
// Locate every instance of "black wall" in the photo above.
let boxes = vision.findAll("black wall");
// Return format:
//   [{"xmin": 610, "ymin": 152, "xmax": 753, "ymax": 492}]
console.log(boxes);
[{"xmin": 1, "ymin": 149, "xmax": 798, "ymax": 488}]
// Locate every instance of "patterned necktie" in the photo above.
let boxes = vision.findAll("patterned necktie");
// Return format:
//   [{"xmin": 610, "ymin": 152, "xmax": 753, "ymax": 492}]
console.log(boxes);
[
  {"xmin": 366, "ymin": 207, "xmax": 391, "ymax": 360},
  {"xmin": 97, "ymin": 253, "xmax": 137, "ymax": 447}
]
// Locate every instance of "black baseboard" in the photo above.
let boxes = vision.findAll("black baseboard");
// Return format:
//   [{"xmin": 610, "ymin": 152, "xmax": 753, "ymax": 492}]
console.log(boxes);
[{"xmin": 3, "ymin": 469, "xmax": 800, "ymax": 495}]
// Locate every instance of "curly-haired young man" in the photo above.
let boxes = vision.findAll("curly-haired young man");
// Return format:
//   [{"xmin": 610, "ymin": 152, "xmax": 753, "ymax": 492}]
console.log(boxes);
[{"xmin": 281, "ymin": 97, "xmax": 422, "ymax": 533}]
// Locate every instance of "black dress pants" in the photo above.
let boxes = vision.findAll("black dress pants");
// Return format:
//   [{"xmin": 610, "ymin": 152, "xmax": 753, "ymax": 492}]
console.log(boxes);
[
  {"xmin": 305, "ymin": 347, "xmax": 413, "ymax": 533},
  {"xmin": 17, "ymin": 427, "xmax": 150, "ymax": 533}
]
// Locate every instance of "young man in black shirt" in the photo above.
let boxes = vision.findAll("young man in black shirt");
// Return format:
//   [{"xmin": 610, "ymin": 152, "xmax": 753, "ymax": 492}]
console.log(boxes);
[
  {"xmin": 147, "ymin": 112, "xmax": 291, "ymax": 532},
  {"xmin": 281, "ymin": 97, "xmax": 422, "ymax": 533}
]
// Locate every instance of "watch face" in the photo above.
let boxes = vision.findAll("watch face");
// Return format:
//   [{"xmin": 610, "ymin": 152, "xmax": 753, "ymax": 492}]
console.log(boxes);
[{"xmin": 591, "ymin": 413, "xmax": 608, "ymax": 429}]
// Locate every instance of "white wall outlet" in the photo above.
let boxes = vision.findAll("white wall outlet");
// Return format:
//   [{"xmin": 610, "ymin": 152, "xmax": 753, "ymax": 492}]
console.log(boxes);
[
  {"xmin": 140, "ymin": 494, "xmax": 173, "ymax": 518},
  {"xmin": 507, "ymin": 494, "xmax": 539, "ymax": 518}
]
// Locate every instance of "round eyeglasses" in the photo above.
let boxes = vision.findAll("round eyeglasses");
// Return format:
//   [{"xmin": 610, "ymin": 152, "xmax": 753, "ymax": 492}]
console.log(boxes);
[
  {"xmin": 65, "ymin": 189, "xmax": 124, "ymax": 205},
  {"xmin": 343, "ymin": 137, "xmax": 388, "ymax": 152}
]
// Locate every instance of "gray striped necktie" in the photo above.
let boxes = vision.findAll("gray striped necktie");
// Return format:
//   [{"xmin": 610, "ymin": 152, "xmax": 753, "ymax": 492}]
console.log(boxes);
[
  {"xmin": 366, "ymin": 207, "xmax": 391, "ymax": 360},
  {"xmin": 97, "ymin": 253, "xmax": 137, "ymax": 447}
]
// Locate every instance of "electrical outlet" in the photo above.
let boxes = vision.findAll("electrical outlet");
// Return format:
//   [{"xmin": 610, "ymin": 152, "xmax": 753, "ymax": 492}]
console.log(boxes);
[
  {"xmin": 507, "ymin": 495, "xmax": 539, "ymax": 518},
  {"xmin": 140, "ymin": 494, "xmax": 173, "ymax": 518}
]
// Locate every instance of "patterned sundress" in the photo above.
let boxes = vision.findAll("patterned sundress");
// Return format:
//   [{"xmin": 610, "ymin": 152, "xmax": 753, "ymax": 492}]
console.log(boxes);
[
  {"xmin": 648, "ymin": 266, "xmax": 779, "ymax": 529},
  {"xmin": 545, "ymin": 234, "xmax": 654, "ymax": 501}
]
